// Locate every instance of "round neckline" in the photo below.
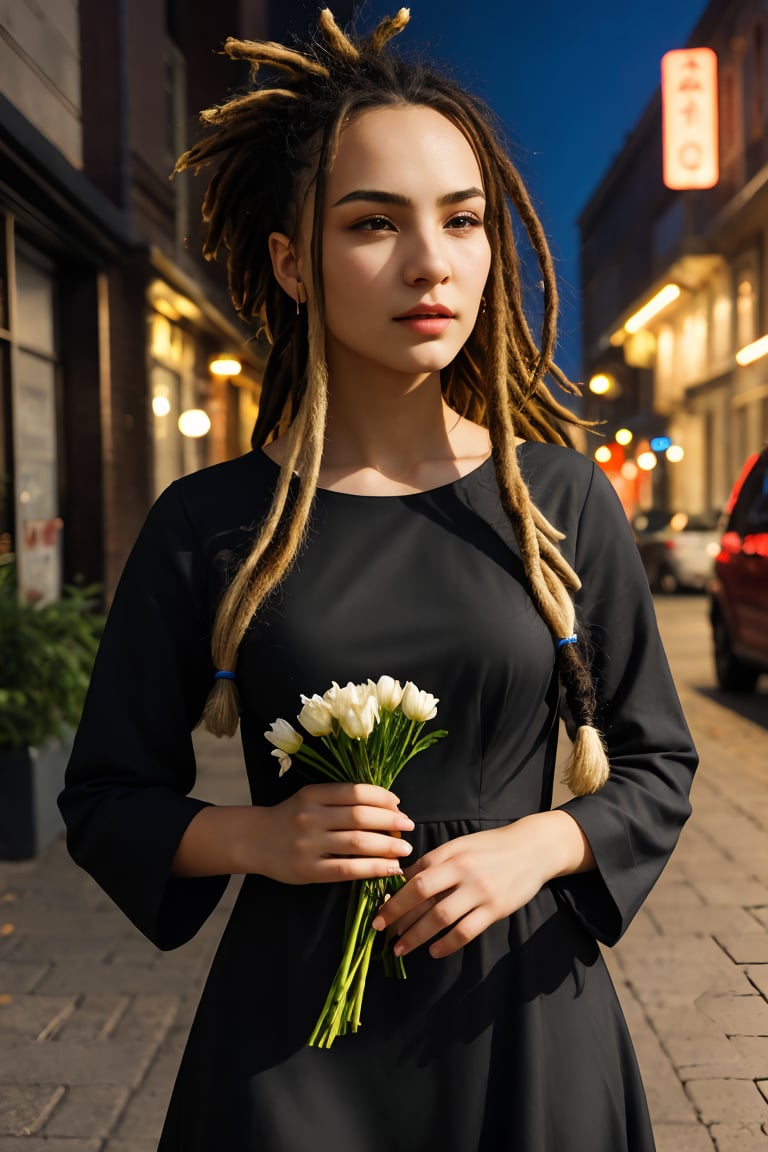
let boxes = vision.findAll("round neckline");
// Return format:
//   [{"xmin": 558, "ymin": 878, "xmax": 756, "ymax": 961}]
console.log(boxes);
[{"xmin": 256, "ymin": 447, "xmax": 510, "ymax": 500}]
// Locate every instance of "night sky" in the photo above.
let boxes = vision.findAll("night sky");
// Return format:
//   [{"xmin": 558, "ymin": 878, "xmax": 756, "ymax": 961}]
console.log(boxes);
[{"xmin": 349, "ymin": 0, "xmax": 711, "ymax": 381}]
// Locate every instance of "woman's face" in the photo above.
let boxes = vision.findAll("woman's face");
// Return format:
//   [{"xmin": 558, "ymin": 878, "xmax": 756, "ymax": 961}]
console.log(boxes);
[{"xmin": 316, "ymin": 104, "xmax": 492, "ymax": 382}]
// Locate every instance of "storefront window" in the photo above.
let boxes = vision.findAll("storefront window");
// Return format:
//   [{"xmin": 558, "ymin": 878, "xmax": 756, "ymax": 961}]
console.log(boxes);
[
  {"xmin": 0, "ymin": 343, "xmax": 12, "ymax": 562},
  {"xmin": 149, "ymin": 306, "xmax": 207, "ymax": 498},
  {"xmin": 0, "ymin": 219, "xmax": 8, "ymax": 334},
  {"xmin": 14, "ymin": 250, "xmax": 61, "ymax": 601},
  {"xmin": 736, "ymin": 274, "xmax": 757, "ymax": 349}
]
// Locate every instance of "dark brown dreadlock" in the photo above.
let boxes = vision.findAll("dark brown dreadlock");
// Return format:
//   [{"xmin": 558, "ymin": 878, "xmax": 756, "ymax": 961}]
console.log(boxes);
[{"xmin": 175, "ymin": 7, "xmax": 609, "ymax": 794}]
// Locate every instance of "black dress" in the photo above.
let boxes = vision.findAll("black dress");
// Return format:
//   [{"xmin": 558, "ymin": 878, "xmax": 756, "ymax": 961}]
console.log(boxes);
[{"xmin": 60, "ymin": 443, "xmax": 697, "ymax": 1151}]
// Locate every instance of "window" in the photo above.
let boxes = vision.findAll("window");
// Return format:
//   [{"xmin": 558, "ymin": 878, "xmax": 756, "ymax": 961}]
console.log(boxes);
[
  {"xmin": 711, "ymin": 293, "xmax": 732, "ymax": 365},
  {"xmin": 749, "ymin": 23, "xmax": 765, "ymax": 140},
  {"xmin": 736, "ymin": 274, "xmax": 757, "ymax": 349},
  {"xmin": 721, "ymin": 70, "xmax": 736, "ymax": 158},
  {"xmin": 13, "ymin": 246, "xmax": 61, "ymax": 601}
]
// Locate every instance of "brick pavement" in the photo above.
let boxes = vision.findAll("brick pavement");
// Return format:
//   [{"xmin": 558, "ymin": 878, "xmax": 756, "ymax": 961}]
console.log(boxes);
[{"xmin": 0, "ymin": 597, "xmax": 766, "ymax": 1150}]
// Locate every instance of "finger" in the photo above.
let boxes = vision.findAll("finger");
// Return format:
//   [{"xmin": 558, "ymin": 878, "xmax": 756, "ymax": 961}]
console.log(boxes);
[
  {"xmin": 371, "ymin": 859, "xmax": 457, "ymax": 930},
  {"xmin": 318, "ymin": 804, "xmax": 415, "ymax": 833},
  {"xmin": 323, "ymin": 829, "xmax": 414, "ymax": 860},
  {"xmin": 302, "ymin": 782, "xmax": 402, "ymax": 809},
  {"xmin": 313, "ymin": 856, "xmax": 407, "ymax": 883},
  {"xmin": 393, "ymin": 895, "xmax": 439, "ymax": 935},
  {"xmin": 393, "ymin": 888, "xmax": 467, "ymax": 957},
  {"xmin": 427, "ymin": 908, "xmax": 491, "ymax": 959}
]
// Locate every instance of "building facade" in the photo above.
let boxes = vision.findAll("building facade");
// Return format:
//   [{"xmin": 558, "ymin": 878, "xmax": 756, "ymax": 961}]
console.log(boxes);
[
  {"xmin": 0, "ymin": 0, "xmax": 355, "ymax": 600},
  {"xmin": 579, "ymin": 0, "xmax": 768, "ymax": 521}
]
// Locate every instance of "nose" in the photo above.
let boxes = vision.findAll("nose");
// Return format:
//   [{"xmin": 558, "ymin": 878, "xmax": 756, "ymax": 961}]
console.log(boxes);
[{"xmin": 402, "ymin": 227, "xmax": 451, "ymax": 287}]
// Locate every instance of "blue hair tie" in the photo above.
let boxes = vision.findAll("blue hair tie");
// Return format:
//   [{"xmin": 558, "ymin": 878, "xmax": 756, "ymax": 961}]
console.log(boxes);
[
  {"xmin": 214, "ymin": 670, "xmax": 236, "ymax": 682},
  {"xmin": 557, "ymin": 634, "xmax": 578, "ymax": 650}
]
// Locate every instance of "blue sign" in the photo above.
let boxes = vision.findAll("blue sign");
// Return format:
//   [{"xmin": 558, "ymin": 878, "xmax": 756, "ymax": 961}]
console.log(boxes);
[{"xmin": 650, "ymin": 436, "xmax": 672, "ymax": 452}]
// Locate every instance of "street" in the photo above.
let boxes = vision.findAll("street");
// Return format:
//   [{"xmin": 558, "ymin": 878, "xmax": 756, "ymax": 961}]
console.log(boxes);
[{"xmin": 0, "ymin": 595, "xmax": 766, "ymax": 1150}]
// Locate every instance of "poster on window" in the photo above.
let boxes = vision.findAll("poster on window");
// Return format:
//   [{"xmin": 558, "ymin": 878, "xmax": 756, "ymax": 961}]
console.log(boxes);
[
  {"xmin": 19, "ymin": 516, "xmax": 63, "ymax": 604},
  {"xmin": 14, "ymin": 352, "xmax": 60, "ymax": 602}
]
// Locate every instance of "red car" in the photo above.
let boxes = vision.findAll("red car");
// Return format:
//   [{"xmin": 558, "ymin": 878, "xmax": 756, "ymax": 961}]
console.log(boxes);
[{"xmin": 709, "ymin": 446, "xmax": 768, "ymax": 692}]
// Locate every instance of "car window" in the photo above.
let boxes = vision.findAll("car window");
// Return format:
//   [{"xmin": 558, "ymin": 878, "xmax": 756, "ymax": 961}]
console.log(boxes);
[{"xmin": 729, "ymin": 453, "xmax": 768, "ymax": 536}]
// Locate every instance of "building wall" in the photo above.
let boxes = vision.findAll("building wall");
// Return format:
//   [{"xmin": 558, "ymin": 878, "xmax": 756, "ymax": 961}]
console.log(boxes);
[
  {"xmin": 0, "ymin": 0, "xmax": 82, "ymax": 168},
  {"xmin": 579, "ymin": 0, "xmax": 768, "ymax": 520}
]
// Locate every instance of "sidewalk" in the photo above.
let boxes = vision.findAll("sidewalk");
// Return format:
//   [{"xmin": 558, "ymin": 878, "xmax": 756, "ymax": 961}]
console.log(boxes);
[{"xmin": 1, "ymin": 601, "xmax": 767, "ymax": 1149}]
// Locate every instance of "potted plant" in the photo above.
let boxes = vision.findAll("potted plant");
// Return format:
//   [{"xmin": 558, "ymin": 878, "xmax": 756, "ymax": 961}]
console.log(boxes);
[{"xmin": 0, "ymin": 561, "xmax": 104, "ymax": 859}]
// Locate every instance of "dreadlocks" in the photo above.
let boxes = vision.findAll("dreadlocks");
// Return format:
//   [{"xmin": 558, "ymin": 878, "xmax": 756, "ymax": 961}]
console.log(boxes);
[{"xmin": 174, "ymin": 7, "xmax": 609, "ymax": 795}]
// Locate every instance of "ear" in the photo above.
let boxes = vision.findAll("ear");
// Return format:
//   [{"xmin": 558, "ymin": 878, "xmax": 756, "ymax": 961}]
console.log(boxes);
[{"xmin": 268, "ymin": 232, "xmax": 305, "ymax": 307}]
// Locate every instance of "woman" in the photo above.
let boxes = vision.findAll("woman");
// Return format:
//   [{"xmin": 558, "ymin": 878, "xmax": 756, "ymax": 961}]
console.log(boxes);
[{"xmin": 60, "ymin": 9, "xmax": 697, "ymax": 1150}]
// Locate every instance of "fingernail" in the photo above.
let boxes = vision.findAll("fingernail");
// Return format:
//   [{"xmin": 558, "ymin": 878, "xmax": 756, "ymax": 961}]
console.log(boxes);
[
  {"xmin": 372, "ymin": 916, "xmax": 385, "ymax": 931},
  {"xmin": 393, "ymin": 942, "xmax": 406, "ymax": 957},
  {"xmin": 388, "ymin": 862, "xmax": 404, "ymax": 875},
  {"xmin": 399, "ymin": 841, "xmax": 413, "ymax": 855},
  {"xmin": 396, "ymin": 816, "xmax": 415, "ymax": 831}
]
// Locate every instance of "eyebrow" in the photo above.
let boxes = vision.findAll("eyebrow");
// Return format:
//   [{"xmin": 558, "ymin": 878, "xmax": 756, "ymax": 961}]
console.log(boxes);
[{"xmin": 331, "ymin": 187, "xmax": 486, "ymax": 208}]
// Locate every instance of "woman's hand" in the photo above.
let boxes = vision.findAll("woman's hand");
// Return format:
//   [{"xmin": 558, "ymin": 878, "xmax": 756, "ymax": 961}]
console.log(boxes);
[
  {"xmin": 370, "ymin": 811, "xmax": 594, "ymax": 958},
  {"xmin": 247, "ymin": 782, "xmax": 415, "ymax": 885}
]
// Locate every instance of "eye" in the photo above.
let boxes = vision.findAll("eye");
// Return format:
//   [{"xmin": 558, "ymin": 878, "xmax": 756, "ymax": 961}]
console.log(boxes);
[
  {"xmin": 351, "ymin": 215, "xmax": 396, "ymax": 232},
  {"xmin": 446, "ymin": 212, "xmax": 483, "ymax": 231}
]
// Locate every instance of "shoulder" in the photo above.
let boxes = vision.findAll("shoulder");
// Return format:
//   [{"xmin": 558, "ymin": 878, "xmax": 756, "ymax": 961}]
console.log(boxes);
[
  {"xmin": 517, "ymin": 440, "xmax": 595, "ymax": 485},
  {"xmin": 168, "ymin": 449, "xmax": 276, "ymax": 505},
  {"xmin": 156, "ymin": 450, "xmax": 278, "ymax": 536},
  {"xmin": 516, "ymin": 441, "xmax": 597, "ymax": 523}
]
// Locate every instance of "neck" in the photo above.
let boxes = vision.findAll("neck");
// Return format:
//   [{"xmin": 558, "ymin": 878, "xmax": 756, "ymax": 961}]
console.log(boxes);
[{"xmin": 323, "ymin": 344, "xmax": 462, "ymax": 474}]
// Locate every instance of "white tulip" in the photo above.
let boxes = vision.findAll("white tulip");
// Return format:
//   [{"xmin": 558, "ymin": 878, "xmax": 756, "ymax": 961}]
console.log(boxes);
[
  {"xmin": 264, "ymin": 718, "xmax": 303, "ymax": 754},
  {"xmin": 322, "ymin": 681, "xmax": 343, "ymax": 712},
  {"xmin": 332, "ymin": 683, "xmax": 380, "ymax": 740},
  {"xmin": 297, "ymin": 693, "xmax": 334, "ymax": 736},
  {"xmin": 400, "ymin": 681, "xmax": 439, "ymax": 722},
  {"xmin": 376, "ymin": 675, "xmax": 404, "ymax": 712},
  {"xmin": 324, "ymin": 681, "xmax": 375, "ymax": 718},
  {"xmin": 270, "ymin": 748, "xmax": 292, "ymax": 777}
]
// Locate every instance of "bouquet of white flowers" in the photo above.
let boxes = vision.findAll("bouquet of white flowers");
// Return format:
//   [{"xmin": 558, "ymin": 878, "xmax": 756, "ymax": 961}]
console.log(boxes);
[{"xmin": 265, "ymin": 675, "xmax": 447, "ymax": 1048}]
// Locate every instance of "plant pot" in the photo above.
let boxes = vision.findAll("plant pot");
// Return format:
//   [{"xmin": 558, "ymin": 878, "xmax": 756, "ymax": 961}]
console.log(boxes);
[{"xmin": 0, "ymin": 732, "xmax": 72, "ymax": 860}]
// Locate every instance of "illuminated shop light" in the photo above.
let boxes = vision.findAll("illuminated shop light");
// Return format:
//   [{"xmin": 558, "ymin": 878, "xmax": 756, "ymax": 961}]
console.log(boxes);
[
  {"xmin": 210, "ymin": 357, "xmax": 242, "ymax": 377},
  {"xmin": 588, "ymin": 373, "xmax": 613, "ymax": 395},
  {"xmin": 636, "ymin": 451, "xmax": 658, "ymax": 472},
  {"xmin": 621, "ymin": 461, "xmax": 638, "ymax": 480},
  {"xmin": 178, "ymin": 409, "xmax": 211, "ymax": 438},
  {"xmin": 650, "ymin": 436, "xmax": 672, "ymax": 452},
  {"xmin": 595, "ymin": 446, "xmax": 613, "ymax": 463},
  {"xmin": 666, "ymin": 445, "xmax": 685, "ymax": 463},
  {"xmin": 615, "ymin": 428, "xmax": 633, "ymax": 446},
  {"xmin": 735, "ymin": 334, "xmax": 768, "ymax": 366},
  {"xmin": 152, "ymin": 395, "xmax": 171, "ymax": 417},
  {"xmin": 624, "ymin": 285, "xmax": 681, "ymax": 334}
]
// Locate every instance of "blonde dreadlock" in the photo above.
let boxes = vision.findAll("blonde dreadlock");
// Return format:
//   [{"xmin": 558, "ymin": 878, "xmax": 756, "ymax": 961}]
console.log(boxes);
[{"xmin": 174, "ymin": 7, "xmax": 609, "ymax": 795}]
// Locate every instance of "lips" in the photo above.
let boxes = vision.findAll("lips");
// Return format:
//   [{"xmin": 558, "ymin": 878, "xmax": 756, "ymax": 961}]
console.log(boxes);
[{"xmin": 394, "ymin": 304, "xmax": 455, "ymax": 320}]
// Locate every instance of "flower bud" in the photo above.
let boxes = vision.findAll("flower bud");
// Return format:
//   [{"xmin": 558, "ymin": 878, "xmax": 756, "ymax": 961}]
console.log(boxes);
[
  {"xmin": 264, "ymin": 718, "xmax": 303, "ymax": 754},
  {"xmin": 376, "ymin": 675, "xmax": 404, "ymax": 712},
  {"xmin": 400, "ymin": 681, "xmax": 439, "ymax": 722},
  {"xmin": 270, "ymin": 748, "xmax": 292, "ymax": 777},
  {"xmin": 298, "ymin": 693, "xmax": 334, "ymax": 736},
  {"xmin": 334, "ymin": 687, "xmax": 380, "ymax": 740}
]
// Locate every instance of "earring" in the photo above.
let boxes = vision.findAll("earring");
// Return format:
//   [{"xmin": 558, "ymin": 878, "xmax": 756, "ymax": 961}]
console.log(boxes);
[
  {"xmin": 295, "ymin": 278, "xmax": 307, "ymax": 314},
  {"xmin": 480, "ymin": 296, "xmax": 488, "ymax": 315}
]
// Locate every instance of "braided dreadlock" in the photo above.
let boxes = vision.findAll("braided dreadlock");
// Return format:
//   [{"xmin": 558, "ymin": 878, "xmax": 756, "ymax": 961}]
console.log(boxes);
[{"xmin": 174, "ymin": 7, "xmax": 609, "ymax": 795}]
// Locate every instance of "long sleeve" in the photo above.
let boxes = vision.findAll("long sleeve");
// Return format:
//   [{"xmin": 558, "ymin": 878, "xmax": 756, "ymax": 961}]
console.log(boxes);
[
  {"xmin": 58, "ymin": 482, "xmax": 229, "ymax": 950},
  {"xmin": 553, "ymin": 462, "xmax": 698, "ymax": 945}
]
